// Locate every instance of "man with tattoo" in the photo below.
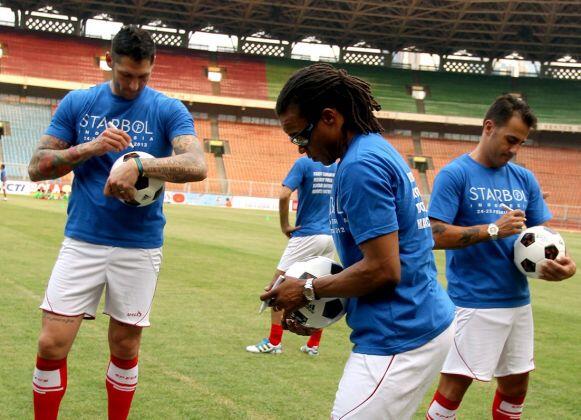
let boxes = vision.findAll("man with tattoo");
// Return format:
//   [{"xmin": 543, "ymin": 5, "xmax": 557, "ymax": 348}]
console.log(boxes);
[
  {"xmin": 28, "ymin": 26, "xmax": 207, "ymax": 420},
  {"xmin": 426, "ymin": 95, "xmax": 576, "ymax": 420}
]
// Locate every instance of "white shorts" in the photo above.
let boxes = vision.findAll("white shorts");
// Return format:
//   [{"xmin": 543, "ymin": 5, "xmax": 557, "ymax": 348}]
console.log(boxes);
[
  {"xmin": 277, "ymin": 234, "xmax": 335, "ymax": 271},
  {"xmin": 331, "ymin": 324, "xmax": 454, "ymax": 420},
  {"xmin": 441, "ymin": 305, "xmax": 534, "ymax": 381},
  {"xmin": 40, "ymin": 237, "xmax": 162, "ymax": 327}
]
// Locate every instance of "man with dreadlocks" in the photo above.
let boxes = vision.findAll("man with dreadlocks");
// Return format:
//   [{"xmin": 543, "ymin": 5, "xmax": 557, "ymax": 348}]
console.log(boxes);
[{"xmin": 260, "ymin": 63, "xmax": 455, "ymax": 419}]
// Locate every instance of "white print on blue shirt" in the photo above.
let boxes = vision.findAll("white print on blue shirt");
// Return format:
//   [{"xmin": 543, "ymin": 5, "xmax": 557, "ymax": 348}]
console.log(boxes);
[
  {"xmin": 407, "ymin": 171, "xmax": 431, "ymax": 230},
  {"xmin": 79, "ymin": 114, "xmax": 155, "ymax": 146},
  {"xmin": 311, "ymin": 171, "xmax": 334, "ymax": 195}
]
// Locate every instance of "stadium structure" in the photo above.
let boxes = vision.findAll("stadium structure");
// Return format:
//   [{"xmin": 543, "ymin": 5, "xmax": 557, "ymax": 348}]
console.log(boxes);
[{"xmin": 0, "ymin": 0, "xmax": 580, "ymax": 228}]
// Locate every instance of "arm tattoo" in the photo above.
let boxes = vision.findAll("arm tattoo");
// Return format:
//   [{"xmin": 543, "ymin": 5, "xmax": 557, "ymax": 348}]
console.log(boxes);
[
  {"xmin": 431, "ymin": 219, "xmax": 484, "ymax": 249},
  {"xmin": 142, "ymin": 135, "xmax": 207, "ymax": 183},
  {"xmin": 28, "ymin": 135, "xmax": 89, "ymax": 181},
  {"xmin": 431, "ymin": 222, "xmax": 447, "ymax": 236},
  {"xmin": 459, "ymin": 227, "xmax": 481, "ymax": 246}
]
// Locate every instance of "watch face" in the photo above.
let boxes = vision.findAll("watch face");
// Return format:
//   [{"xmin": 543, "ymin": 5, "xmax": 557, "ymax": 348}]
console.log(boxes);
[{"xmin": 488, "ymin": 224, "xmax": 499, "ymax": 235}]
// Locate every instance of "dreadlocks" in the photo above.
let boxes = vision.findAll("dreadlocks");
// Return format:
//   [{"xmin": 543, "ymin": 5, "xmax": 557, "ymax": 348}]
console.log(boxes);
[{"xmin": 275, "ymin": 63, "xmax": 383, "ymax": 134}]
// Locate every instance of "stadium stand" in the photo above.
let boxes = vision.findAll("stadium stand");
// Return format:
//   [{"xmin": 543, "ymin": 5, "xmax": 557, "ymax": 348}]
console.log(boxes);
[
  {"xmin": 418, "ymin": 71, "xmax": 513, "ymax": 118},
  {"xmin": 1, "ymin": 28, "xmax": 579, "ymax": 227},
  {"xmin": 265, "ymin": 58, "xmax": 417, "ymax": 113},
  {"xmin": 2, "ymin": 28, "xmax": 581, "ymax": 123},
  {"xmin": 0, "ymin": 30, "xmax": 105, "ymax": 84},
  {"xmin": 217, "ymin": 55, "xmax": 269, "ymax": 100},
  {"xmin": 0, "ymin": 98, "xmax": 52, "ymax": 178},
  {"xmin": 218, "ymin": 121, "xmax": 296, "ymax": 196}
]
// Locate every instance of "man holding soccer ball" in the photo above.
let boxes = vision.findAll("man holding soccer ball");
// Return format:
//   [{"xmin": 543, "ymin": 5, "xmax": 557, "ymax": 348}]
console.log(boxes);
[
  {"xmin": 262, "ymin": 64, "xmax": 455, "ymax": 419},
  {"xmin": 426, "ymin": 95, "xmax": 576, "ymax": 419},
  {"xmin": 246, "ymin": 156, "xmax": 336, "ymax": 356},
  {"xmin": 27, "ymin": 26, "xmax": 206, "ymax": 420}
]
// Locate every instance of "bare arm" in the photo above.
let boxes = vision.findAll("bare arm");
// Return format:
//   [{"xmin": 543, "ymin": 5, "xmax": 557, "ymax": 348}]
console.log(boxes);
[
  {"xmin": 430, "ymin": 219, "xmax": 489, "ymax": 250},
  {"xmin": 28, "ymin": 135, "xmax": 93, "ymax": 181},
  {"xmin": 314, "ymin": 232, "xmax": 401, "ymax": 298},
  {"xmin": 140, "ymin": 135, "xmax": 207, "ymax": 183},
  {"xmin": 28, "ymin": 126, "xmax": 133, "ymax": 182},
  {"xmin": 279, "ymin": 186, "xmax": 300, "ymax": 238},
  {"xmin": 260, "ymin": 232, "xmax": 401, "ymax": 313},
  {"xmin": 430, "ymin": 209, "xmax": 527, "ymax": 250}
]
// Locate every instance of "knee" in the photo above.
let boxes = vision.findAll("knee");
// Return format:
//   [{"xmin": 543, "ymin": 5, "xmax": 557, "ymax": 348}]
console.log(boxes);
[
  {"xmin": 38, "ymin": 332, "xmax": 71, "ymax": 359},
  {"xmin": 110, "ymin": 332, "xmax": 141, "ymax": 359},
  {"xmin": 498, "ymin": 375, "xmax": 529, "ymax": 397}
]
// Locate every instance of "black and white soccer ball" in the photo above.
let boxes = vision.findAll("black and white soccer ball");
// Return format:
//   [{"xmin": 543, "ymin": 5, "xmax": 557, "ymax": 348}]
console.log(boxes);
[
  {"xmin": 111, "ymin": 151, "xmax": 164, "ymax": 207},
  {"xmin": 513, "ymin": 226, "xmax": 566, "ymax": 278},
  {"xmin": 286, "ymin": 256, "xmax": 346, "ymax": 329}
]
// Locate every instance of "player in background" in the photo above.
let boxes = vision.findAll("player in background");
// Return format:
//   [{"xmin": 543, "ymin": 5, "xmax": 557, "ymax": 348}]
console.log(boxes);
[
  {"xmin": 246, "ymin": 156, "xmax": 337, "ymax": 356},
  {"xmin": 1, "ymin": 163, "xmax": 7, "ymax": 200},
  {"xmin": 261, "ymin": 63, "xmax": 455, "ymax": 419},
  {"xmin": 28, "ymin": 26, "xmax": 207, "ymax": 420},
  {"xmin": 425, "ymin": 95, "xmax": 576, "ymax": 420}
]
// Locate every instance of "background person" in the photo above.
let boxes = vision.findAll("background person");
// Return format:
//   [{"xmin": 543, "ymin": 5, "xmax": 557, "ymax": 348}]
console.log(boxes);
[
  {"xmin": 426, "ymin": 95, "xmax": 577, "ymax": 420},
  {"xmin": 246, "ymin": 156, "xmax": 337, "ymax": 356}
]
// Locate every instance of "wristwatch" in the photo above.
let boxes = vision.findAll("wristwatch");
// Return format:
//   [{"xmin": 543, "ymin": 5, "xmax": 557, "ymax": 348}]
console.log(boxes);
[
  {"xmin": 303, "ymin": 278, "xmax": 316, "ymax": 301},
  {"xmin": 487, "ymin": 223, "xmax": 499, "ymax": 240}
]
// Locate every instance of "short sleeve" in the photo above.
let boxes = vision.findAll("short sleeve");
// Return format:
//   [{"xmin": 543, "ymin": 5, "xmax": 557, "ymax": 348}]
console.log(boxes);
[
  {"xmin": 428, "ymin": 167, "xmax": 463, "ymax": 224},
  {"xmin": 525, "ymin": 172, "xmax": 552, "ymax": 226},
  {"xmin": 164, "ymin": 99, "xmax": 196, "ymax": 141},
  {"xmin": 45, "ymin": 93, "xmax": 78, "ymax": 145},
  {"xmin": 282, "ymin": 159, "xmax": 304, "ymax": 191},
  {"xmin": 339, "ymin": 159, "xmax": 398, "ymax": 245}
]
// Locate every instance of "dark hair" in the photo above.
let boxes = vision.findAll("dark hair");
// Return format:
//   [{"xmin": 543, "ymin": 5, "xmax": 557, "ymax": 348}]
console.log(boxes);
[
  {"xmin": 0, "ymin": 164, "xmax": 4, "ymax": 169},
  {"xmin": 484, "ymin": 94, "xmax": 537, "ymax": 130},
  {"xmin": 276, "ymin": 63, "xmax": 383, "ymax": 134},
  {"xmin": 111, "ymin": 25, "xmax": 156, "ymax": 63}
]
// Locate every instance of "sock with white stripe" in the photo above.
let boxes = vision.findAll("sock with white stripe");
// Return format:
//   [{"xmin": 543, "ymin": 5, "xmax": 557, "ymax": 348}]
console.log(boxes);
[
  {"xmin": 33, "ymin": 356, "xmax": 67, "ymax": 420},
  {"xmin": 426, "ymin": 390, "xmax": 460, "ymax": 419},
  {"xmin": 106, "ymin": 355, "xmax": 139, "ymax": 420},
  {"xmin": 492, "ymin": 390, "xmax": 525, "ymax": 419}
]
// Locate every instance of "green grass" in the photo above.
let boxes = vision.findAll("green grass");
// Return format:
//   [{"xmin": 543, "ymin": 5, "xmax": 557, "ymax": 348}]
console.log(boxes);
[{"xmin": 1, "ymin": 196, "xmax": 580, "ymax": 419}]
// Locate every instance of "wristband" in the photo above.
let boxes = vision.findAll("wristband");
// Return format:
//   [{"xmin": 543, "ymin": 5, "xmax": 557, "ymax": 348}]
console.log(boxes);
[{"xmin": 133, "ymin": 156, "xmax": 144, "ymax": 177}]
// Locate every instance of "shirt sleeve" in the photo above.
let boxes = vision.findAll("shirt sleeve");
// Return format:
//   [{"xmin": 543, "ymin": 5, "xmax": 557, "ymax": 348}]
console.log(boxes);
[
  {"xmin": 339, "ymin": 159, "xmax": 398, "ymax": 245},
  {"xmin": 428, "ymin": 166, "xmax": 462, "ymax": 224},
  {"xmin": 164, "ymin": 99, "xmax": 196, "ymax": 142},
  {"xmin": 525, "ymin": 171, "xmax": 552, "ymax": 226},
  {"xmin": 282, "ymin": 159, "xmax": 304, "ymax": 191},
  {"xmin": 45, "ymin": 92, "xmax": 78, "ymax": 145}
]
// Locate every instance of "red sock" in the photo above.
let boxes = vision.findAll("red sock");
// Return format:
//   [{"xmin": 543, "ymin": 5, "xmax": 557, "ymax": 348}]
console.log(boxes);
[
  {"xmin": 307, "ymin": 329, "xmax": 323, "ymax": 348},
  {"xmin": 269, "ymin": 324, "xmax": 284, "ymax": 346},
  {"xmin": 426, "ymin": 390, "xmax": 461, "ymax": 419},
  {"xmin": 106, "ymin": 355, "xmax": 139, "ymax": 420},
  {"xmin": 33, "ymin": 356, "xmax": 67, "ymax": 420},
  {"xmin": 492, "ymin": 390, "xmax": 525, "ymax": 419}
]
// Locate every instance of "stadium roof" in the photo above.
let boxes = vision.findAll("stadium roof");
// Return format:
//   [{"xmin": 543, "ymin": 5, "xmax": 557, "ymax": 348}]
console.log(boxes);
[{"xmin": 4, "ymin": 0, "xmax": 581, "ymax": 62}]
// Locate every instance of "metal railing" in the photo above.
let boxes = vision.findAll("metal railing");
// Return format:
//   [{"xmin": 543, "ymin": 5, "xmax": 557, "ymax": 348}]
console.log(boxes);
[{"xmin": 4, "ymin": 162, "xmax": 581, "ymax": 229}]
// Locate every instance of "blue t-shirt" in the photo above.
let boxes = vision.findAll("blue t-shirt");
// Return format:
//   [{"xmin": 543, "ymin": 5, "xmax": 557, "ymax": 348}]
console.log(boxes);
[
  {"xmin": 330, "ymin": 133, "xmax": 454, "ymax": 356},
  {"xmin": 429, "ymin": 154, "xmax": 552, "ymax": 309},
  {"xmin": 283, "ymin": 157, "xmax": 336, "ymax": 237},
  {"xmin": 0, "ymin": 169, "xmax": 6, "ymax": 182},
  {"xmin": 45, "ymin": 82, "xmax": 196, "ymax": 248}
]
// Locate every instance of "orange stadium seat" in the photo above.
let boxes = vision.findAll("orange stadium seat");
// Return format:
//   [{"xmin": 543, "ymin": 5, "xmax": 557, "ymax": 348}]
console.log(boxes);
[{"xmin": 216, "ymin": 55, "xmax": 269, "ymax": 100}]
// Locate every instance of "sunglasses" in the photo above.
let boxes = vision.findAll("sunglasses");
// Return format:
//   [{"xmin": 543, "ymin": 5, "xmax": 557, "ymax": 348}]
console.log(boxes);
[{"xmin": 289, "ymin": 123, "xmax": 315, "ymax": 147}]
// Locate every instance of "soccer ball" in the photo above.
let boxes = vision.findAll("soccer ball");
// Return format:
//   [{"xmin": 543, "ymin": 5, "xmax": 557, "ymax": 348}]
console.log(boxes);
[
  {"xmin": 513, "ymin": 226, "xmax": 566, "ymax": 278},
  {"xmin": 285, "ymin": 256, "xmax": 346, "ymax": 329},
  {"xmin": 111, "ymin": 151, "xmax": 164, "ymax": 207}
]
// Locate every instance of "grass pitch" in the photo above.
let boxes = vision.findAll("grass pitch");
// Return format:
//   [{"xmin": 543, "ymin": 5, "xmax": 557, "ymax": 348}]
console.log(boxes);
[{"xmin": 1, "ymin": 196, "xmax": 580, "ymax": 419}]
